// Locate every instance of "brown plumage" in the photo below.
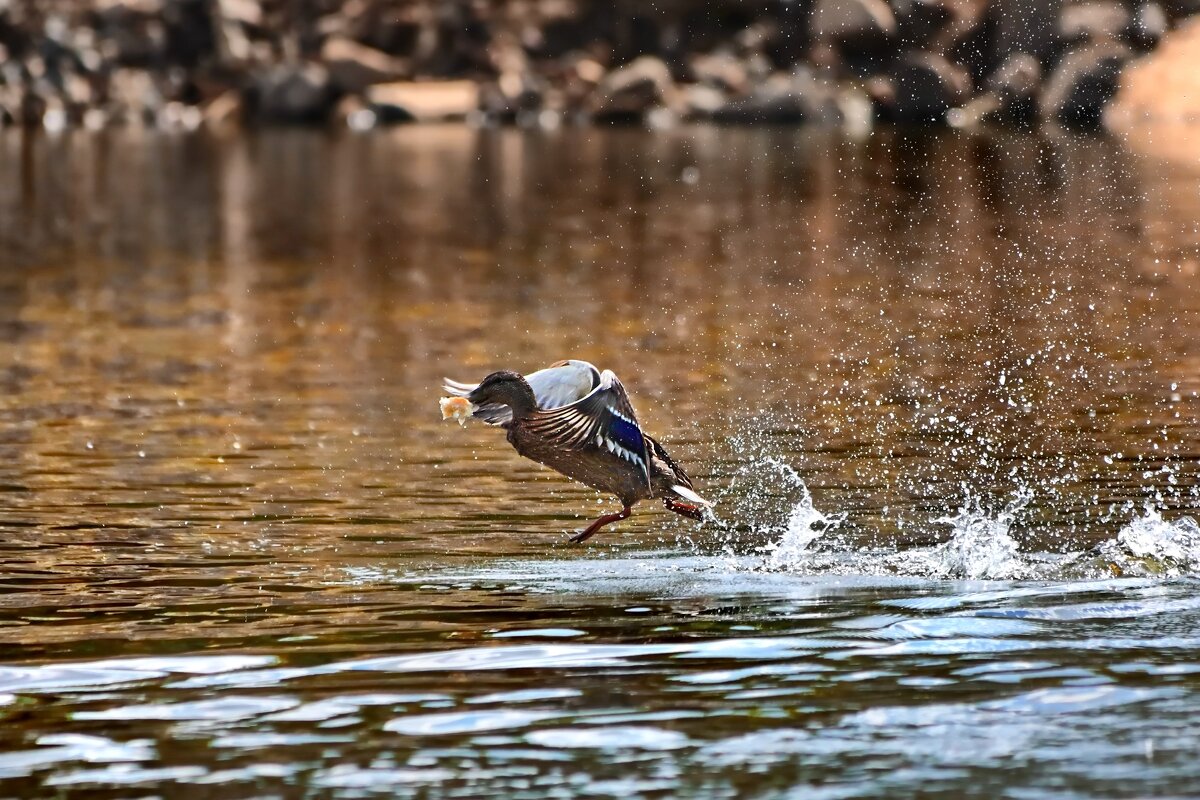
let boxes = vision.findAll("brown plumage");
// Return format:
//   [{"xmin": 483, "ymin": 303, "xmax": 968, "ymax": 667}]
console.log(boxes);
[{"xmin": 445, "ymin": 362, "xmax": 710, "ymax": 543}]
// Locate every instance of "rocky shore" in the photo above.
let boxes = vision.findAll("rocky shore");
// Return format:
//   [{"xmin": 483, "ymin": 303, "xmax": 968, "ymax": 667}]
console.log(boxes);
[{"xmin": 0, "ymin": 0, "xmax": 1197, "ymax": 132}]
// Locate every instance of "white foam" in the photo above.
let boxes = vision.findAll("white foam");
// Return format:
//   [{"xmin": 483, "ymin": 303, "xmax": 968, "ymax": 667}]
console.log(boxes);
[
  {"xmin": 917, "ymin": 490, "xmax": 1031, "ymax": 580},
  {"xmin": 1108, "ymin": 510, "xmax": 1200, "ymax": 573},
  {"xmin": 760, "ymin": 482, "xmax": 845, "ymax": 570}
]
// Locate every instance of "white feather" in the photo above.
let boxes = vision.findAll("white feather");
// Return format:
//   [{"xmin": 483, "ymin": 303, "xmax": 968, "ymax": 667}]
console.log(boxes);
[
  {"xmin": 443, "ymin": 359, "xmax": 602, "ymax": 425},
  {"xmin": 525, "ymin": 360, "xmax": 601, "ymax": 409},
  {"xmin": 671, "ymin": 484, "xmax": 712, "ymax": 507}
]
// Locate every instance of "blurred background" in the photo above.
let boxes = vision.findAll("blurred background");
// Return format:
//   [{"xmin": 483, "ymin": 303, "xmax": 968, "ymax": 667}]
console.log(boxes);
[{"xmin": 0, "ymin": 0, "xmax": 1196, "ymax": 133}]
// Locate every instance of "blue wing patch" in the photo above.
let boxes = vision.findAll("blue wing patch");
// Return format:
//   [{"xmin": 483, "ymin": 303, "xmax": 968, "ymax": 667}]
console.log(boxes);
[
  {"xmin": 524, "ymin": 369, "xmax": 653, "ymax": 490},
  {"xmin": 607, "ymin": 414, "xmax": 644, "ymax": 454}
]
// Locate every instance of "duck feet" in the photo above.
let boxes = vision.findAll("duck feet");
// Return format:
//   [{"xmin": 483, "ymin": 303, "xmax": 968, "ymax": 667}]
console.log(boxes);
[
  {"xmin": 663, "ymin": 497, "xmax": 705, "ymax": 521},
  {"xmin": 569, "ymin": 505, "xmax": 632, "ymax": 543}
]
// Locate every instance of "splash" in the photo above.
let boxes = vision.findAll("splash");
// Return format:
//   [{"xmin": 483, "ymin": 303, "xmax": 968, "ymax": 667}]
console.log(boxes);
[
  {"xmin": 714, "ymin": 456, "xmax": 1200, "ymax": 581},
  {"xmin": 759, "ymin": 480, "xmax": 845, "ymax": 570},
  {"xmin": 913, "ymin": 489, "xmax": 1032, "ymax": 580},
  {"xmin": 1079, "ymin": 508, "xmax": 1200, "ymax": 577}
]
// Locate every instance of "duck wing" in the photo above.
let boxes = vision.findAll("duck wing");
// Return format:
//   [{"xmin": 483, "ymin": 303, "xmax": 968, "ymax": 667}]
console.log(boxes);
[
  {"xmin": 524, "ymin": 370, "xmax": 651, "ymax": 490},
  {"xmin": 442, "ymin": 360, "xmax": 600, "ymax": 425}
]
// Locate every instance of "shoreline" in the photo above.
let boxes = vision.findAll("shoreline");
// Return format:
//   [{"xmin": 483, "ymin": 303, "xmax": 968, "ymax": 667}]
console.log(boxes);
[{"xmin": 0, "ymin": 2, "xmax": 1196, "ymax": 135}]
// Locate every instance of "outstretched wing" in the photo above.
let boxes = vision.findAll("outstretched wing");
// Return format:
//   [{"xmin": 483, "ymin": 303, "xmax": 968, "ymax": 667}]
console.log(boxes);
[
  {"xmin": 524, "ymin": 370, "xmax": 651, "ymax": 489},
  {"xmin": 442, "ymin": 360, "xmax": 600, "ymax": 425}
]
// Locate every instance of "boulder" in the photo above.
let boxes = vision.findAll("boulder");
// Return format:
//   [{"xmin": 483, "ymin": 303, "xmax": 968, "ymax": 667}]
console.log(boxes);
[
  {"xmin": 366, "ymin": 80, "xmax": 479, "ymax": 123},
  {"xmin": 250, "ymin": 63, "xmax": 337, "ymax": 124},
  {"xmin": 991, "ymin": 0, "xmax": 1063, "ymax": 63},
  {"xmin": 811, "ymin": 0, "xmax": 898, "ymax": 44},
  {"xmin": 321, "ymin": 36, "xmax": 408, "ymax": 93},
  {"xmin": 1040, "ymin": 39, "xmax": 1130, "ymax": 127},
  {"xmin": 592, "ymin": 56, "xmax": 682, "ymax": 119},
  {"xmin": 888, "ymin": 50, "xmax": 971, "ymax": 122},
  {"xmin": 985, "ymin": 52, "xmax": 1042, "ymax": 122},
  {"xmin": 1060, "ymin": 2, "xmax": 1130, "ymax": 42},
  {"xmin": 709, "ymin": 69, "xmax": 833, "ymax": 124},
  {"xmin": 811, "ymin": 0, "xmax": 898, "ymax": 69},
  {"xmin": 1128, "ymin": 2, "xmax": 1168, "ymax": 50},
  {"xmin": 689, "ymin": 51, "xmax": 750, "ymax": 94},
  {"xmin": 1106, "ymin": 16, "xmax": 1200, "ymax": 124}
]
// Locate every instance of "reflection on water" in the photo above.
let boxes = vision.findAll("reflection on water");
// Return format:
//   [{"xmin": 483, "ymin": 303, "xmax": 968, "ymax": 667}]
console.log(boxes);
[{"xmin": 0, "ymin": 126, "xmax": 1199, "ymax": 796}]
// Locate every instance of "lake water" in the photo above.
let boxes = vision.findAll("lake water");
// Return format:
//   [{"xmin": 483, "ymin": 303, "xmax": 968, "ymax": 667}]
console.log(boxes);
[{"xmin": 1, "ymin": 125, "xmax": 1198, "ymax": 798}]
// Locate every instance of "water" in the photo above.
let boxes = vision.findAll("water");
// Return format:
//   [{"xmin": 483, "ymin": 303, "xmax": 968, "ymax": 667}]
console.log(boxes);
[{"xmin": 1, "ymin": 125, "xmax": 1199, "ymax": 797}]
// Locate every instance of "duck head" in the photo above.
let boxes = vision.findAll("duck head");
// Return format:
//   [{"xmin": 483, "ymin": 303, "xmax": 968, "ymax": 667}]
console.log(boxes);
[{"xmin": 467, "ymin": 371, "xmax": 537, "ymax": 421}]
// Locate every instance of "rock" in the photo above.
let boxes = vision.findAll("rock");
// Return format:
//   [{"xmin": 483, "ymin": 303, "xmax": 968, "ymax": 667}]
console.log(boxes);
[
  {"xmin": 106, "ymin": 67, "xmax": 163, "ymax": 124},
  {"xmin": 991, "ymin": 0, "xmax": 1063, "ymax": 62},
  {"xmin": 1128, "ymin": 2, "xmax": 1168, "ymax": 50},
  {"xmin": 709, "ymin": 69, "xmax": 833, "ymax": 123},
  {"xmin": 91, "ymin": 0, "xmax": 169, "ymax": 66},
  {"xmin": 161, "ymin": 0, "xmax": 219, "ymax": 70},
  {"xmin": 366, "ymin": 80, "xmax": 479, "ymax": 123},
  {"xmin": 689, "ymin": 51, "xmax": 749, "ymax": 94},
  {"xmin": 683, "ymin": 83, "xmax": 728, "ymax": 116},
  {"xmin": 811, "ymin": 0, "xmax": 898, "ymax": 44},
  {"xmin": 593, "ymin": 56, "xmax": 682, "ymax": 119},
  {"xmin": 321, "ymin": 36, "xmax": 408, "ymax": 93},
  {"xmin": 94, "ymin": 0, "xmax": 164, "ymax": 11},
  {"xmin": 203, "ymin": 88, "xmax": 242, "ymax": 128},
  {"xmin": 893, "ymin": 0, "xmax": 954, "ymax": 49},
  {"xmin": 1106, "ymin": 16, "xmax": 1200, "ymax": 124},
  {"xmin": 212, "ymin": 0, "xmax": 259, "ymax": 65},
  {"xmin": 985, "ymin": 52, "xmax": 1042, "ymax": 121},
  {"xmin": 888, "ymin": 50, "xmax": 971, "ymax": 122},
  {"xmin": 1040, "ymin": 39, "xmax": 1130, "ymax": 127},
  {"xmin": 811, "ymin": 0, "xmax": 898, "ymax": 69},
  {"xmin": 250, "ymin": 63, "xmax": 337, "ymax": 124},
  {"xmin": 1060, "ymin": 2, "xmax": 1130, "ymax": 42}
]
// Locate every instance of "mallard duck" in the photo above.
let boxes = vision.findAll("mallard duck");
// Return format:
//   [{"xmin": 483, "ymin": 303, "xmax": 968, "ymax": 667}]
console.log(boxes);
[{"xmin": 442, "ymin": 359, "xmax": 711, "ymax": 542}]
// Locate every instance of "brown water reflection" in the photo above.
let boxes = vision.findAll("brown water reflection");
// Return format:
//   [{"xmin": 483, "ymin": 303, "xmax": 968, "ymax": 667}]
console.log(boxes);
[
  {"xmin": 2, "ymin": 126, "xmax": 1197, "ymax": 552},
  {"xmin": 1, "ymin": 126, "xmax": 1200, "ymax": 798}
]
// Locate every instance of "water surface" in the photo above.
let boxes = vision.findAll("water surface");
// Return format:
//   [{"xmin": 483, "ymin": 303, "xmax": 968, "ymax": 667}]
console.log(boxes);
[{"xmin": 0, "ymin": 125, "xmax": 1198, "ymax": 797}]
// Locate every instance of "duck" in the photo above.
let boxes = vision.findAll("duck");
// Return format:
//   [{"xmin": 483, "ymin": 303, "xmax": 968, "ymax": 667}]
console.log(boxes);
[{"xmin": 442, "ymin": 359, "xmax": 711, "ymax": 542}]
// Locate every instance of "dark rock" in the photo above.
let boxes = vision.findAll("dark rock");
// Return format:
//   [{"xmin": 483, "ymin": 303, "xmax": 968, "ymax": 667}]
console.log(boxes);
[
  {"xmin": 892, "ymin": 0, "xmax": 954, "ymax": 49},
  {"xmin": 992, "ymin": 0, "xmax": 1063, "ymax": 62},
  {"xmin": 888, "ymin": 50, "xmax": 971, "ymax": 122},
  {"xmin": 250, "ymin": 63, "xmax": 337, "ymax": 124},
  {"xmin": 811, "ymin": 0, "xmax": 898, "ymax": 69},
  {"xmin": 90, "ymin": 0, "xmax": 168, "ymax": 67},
  {"xmin": 1040, "ymin": 39, "xmax": 1130, "ymax": 127},
  {"xmin": 709, "ymin": 70, "xmax": 828, "ymax": 123},
  {"xmin": 161, "ymin": 0, "xmax": 218, "ymax": 69}
]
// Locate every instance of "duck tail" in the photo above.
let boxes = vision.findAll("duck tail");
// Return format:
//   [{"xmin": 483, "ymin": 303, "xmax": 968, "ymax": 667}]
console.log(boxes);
[{"xmin": 442, "ymin": 378, "xmax": 477, "ymax": 397}]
